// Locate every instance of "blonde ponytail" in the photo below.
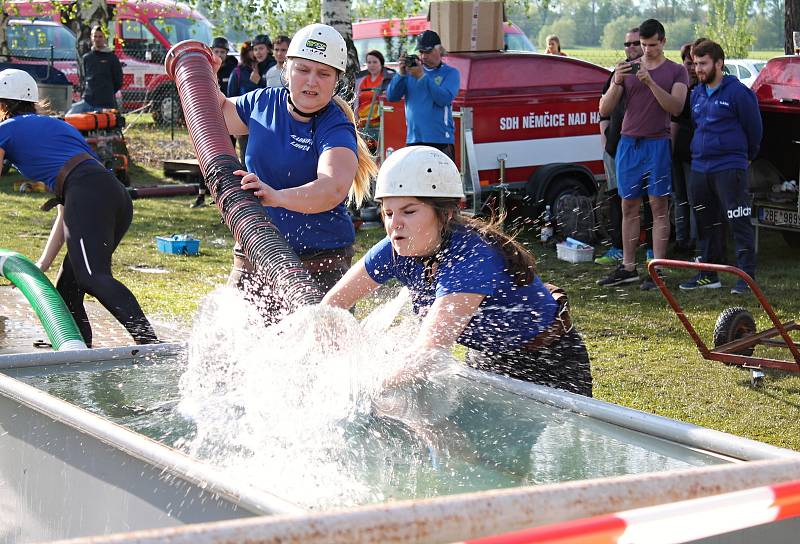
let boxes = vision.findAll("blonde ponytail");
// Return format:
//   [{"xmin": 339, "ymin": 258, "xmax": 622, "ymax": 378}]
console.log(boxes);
[{"xmin": 333, "ymin": 95, "xmax": 377, "ymax": 208}]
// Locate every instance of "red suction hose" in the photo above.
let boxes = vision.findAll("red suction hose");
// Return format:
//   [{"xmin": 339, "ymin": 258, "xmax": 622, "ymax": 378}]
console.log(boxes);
[{"xmin": 165, "ymin": 40, "xmax": 323, "ymax": 310}]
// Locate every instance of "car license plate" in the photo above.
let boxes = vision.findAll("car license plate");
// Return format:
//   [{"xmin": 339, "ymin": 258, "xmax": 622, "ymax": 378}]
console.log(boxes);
[{"xmin": 759, "ymin": 206, "xmax": 800, "ymax": 227}]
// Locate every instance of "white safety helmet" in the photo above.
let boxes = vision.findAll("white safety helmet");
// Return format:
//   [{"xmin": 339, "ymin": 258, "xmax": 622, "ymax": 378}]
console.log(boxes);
[
  {"xmin": 287, "ymin": 23, "xmax": 347, "ymax": 72},
  {"xmin": 0, "ymin": 69, "xmax": 39, "ymax": 102},
  {"xmin": 375, "ymin": 146, "xmax": 465, "ymax": 200}
]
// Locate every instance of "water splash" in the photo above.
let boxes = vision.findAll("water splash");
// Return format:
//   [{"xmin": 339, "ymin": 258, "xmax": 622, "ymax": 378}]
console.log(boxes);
[{"xmin": 177, "ymin": 286, "xmax": 457, "ymax": 508}]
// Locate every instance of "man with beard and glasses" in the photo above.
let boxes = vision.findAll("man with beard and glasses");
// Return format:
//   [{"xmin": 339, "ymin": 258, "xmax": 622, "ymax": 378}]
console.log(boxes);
[{"xmin": 679, "ymin": 40, "xmax": 762, "ymax": 294}]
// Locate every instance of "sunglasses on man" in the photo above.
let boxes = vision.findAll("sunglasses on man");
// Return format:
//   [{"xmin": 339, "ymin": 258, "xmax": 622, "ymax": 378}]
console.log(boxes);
[{"xmin": 624, "ymin": 40, "xmax": 641, "ymax": 47}]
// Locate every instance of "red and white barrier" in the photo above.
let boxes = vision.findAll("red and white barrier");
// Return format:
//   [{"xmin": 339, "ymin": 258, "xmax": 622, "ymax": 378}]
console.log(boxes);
[{"xmin": 463, "ymin": 479, "xmax": 800, "ymax": 544}]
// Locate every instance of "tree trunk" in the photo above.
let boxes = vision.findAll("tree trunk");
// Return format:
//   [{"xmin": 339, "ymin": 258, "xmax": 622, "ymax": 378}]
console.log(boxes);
[
  {"xmin": 321, "ymin": 0, "xmax": 358, "ymax": 100},
  {"xmin": 62, "ymin": 0, "xmax": 110, "ymax": 94},
  {"xmin": 787, "ymin": 0, "xmax": 800, "ymax": 53},
  {"xmin": 0, "ymin": 7, "xmax": 9, "ymax": 62}
]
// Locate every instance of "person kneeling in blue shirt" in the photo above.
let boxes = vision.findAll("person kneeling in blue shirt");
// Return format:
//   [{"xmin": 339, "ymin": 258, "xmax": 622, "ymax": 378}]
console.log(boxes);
[
  {"xmin": 322, "ymin": 146, "xmax": 592, "ymax": 396},
  {"xmin": 387, "ymin": 31, "xmax": 460, "ymax": 163}
]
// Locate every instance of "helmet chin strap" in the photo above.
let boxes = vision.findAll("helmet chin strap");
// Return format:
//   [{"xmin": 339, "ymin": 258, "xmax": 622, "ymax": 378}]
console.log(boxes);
[{"xmin": 287, "ymin": 94, "xmax": 328, "ymax": 118}]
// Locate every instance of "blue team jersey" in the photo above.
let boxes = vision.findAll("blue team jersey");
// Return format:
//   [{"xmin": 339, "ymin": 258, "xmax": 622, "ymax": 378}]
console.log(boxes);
[
  {"xmin": 364, "ymin": 227, "xmax": 558, "ymax": 352},
  {"xmin": 0, "ymin": 114, "xmax": 97, "ymax": 192},
  {"xmin": 235, "ymin": 87, "xmax": 358, "ymax": 255}
]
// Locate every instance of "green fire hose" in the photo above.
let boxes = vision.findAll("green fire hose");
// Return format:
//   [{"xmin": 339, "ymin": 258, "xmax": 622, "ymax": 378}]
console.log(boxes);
[{"xmin": 0, "ymin": 250, "xmax": 87, "ymax": 351}]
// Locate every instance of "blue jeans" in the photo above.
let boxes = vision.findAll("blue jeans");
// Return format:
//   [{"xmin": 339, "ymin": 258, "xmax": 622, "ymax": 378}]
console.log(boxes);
[
  {"xmin": 66, "ymin": 99, "xmax": 115, "ymax": 115},
  {"xmin": 672, "ymin": 160, "xmax": 697, "ymax": 244}
]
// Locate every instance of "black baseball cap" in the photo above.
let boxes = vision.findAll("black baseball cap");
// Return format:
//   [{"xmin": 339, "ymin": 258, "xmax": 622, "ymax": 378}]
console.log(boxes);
[
  {"xmin": 417, "ymin": 30, "xmax": 441, "ymax": 52},
  {"xmin": 252, "ymin": 34, "xmax": 272, "ymax": 48},
  {"xmin": 211, "ymin": 37, "xmax": 229, "ymax": 50}
]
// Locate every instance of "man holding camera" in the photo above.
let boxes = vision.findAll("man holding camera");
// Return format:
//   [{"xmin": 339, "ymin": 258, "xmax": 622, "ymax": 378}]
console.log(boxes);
[
  {"xmin": 597, "ymin": 19, "xmax": 688, "ymax": 289},
  {"xmin": 387, "ymin": 30, "xmax": 460, "ymax": 162}
]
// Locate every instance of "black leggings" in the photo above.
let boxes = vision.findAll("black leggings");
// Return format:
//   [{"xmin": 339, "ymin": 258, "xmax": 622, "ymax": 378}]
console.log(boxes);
[{"xmin": 58, "ymin": 161, "xmax": 158, "ymax": 346}]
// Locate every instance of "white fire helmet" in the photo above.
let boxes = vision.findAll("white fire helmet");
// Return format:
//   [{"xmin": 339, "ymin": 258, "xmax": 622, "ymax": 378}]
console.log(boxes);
[
  {"xmin": 375, "ymin": 146, "xmax": 465, "ymax": 200},
  {"xmin": 0, "ymin": 69, "xmax": 39, "ymax": 102},
  {"xmin": 287, "ymin": 23, "xmax": 347, "ymax": 72}
]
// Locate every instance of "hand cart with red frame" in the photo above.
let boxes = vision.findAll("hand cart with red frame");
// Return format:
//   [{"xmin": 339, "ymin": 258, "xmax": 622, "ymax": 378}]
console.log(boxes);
[{"xmin": 647, "ymin": 259, "xmax": 800, "ymax": 386}]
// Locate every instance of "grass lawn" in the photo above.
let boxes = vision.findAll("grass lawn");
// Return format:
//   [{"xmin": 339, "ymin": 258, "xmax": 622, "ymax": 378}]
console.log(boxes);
[{"xmin": 2, "ymin": 124, "xmax": 800, "ymax": 453}]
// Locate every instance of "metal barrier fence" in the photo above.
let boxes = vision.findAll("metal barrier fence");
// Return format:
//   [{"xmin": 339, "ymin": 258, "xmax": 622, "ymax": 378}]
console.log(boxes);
[{"xmin": 464, "ymin": 479, "xmax": 800, "ymax": 544}]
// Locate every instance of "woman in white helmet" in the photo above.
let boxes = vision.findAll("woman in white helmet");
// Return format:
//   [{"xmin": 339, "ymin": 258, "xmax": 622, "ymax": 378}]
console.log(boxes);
[
  {"xmin": 323, "ymin": 146, "xmax": 592, "ymax": 396},
  {"xmin": 0, "ymin": 69, "xmax": 158, "ymax": 346},
  {"xmin": 211, "ymin": 23, "xmax": 377, "ymax": 322}
]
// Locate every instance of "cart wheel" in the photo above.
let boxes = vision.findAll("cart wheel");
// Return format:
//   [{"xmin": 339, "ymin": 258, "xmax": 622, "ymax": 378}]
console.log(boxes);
[
  {"xmin": 713, "ymin": 307, "xmax": 756, "ymax": 356},
  {"xmin": 750, "ymin": 368, "xmax": 765, "ymax": 388}
]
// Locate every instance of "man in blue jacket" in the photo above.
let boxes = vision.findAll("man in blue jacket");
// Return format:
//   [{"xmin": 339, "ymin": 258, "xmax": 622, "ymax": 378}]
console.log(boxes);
[
  {"xmin": 679, "ymin": 40, "xmax": 763, "ymax": 294},
  {"xmin": 387, "ymin": 30, "xmax": 460, "ymax": 162}
]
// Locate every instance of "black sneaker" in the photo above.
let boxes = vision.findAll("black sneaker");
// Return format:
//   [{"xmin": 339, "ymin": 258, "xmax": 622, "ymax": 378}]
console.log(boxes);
[
  {"xmin": 597, "ymin": 265, "xmax": 639, "ymax": 287},
  {"xmin": 640, "ymin": 269, "xmax": 665, "ymax": 291},
  {"xmin": 679, "ymin": 273, "xmax": 722, "ymax": 290},
  {"xmin": 190, "ymin": 194, "xmax": 206, "ymax": 208},
  {"xmin": 730, "ymin": 279, "xmax": 751, "ymax": 295}
]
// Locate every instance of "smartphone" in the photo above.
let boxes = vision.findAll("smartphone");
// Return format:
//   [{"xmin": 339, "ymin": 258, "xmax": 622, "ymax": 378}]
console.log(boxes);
[{"xmin": 628, "ymin": 62, "xmax": 640, "ymax": 75}]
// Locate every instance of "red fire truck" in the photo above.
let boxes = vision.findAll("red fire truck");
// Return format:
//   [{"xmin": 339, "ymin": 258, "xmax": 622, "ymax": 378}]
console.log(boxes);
[
  {"xmin": 749, "ymin": 55, "xmax": 800, "ymax": 249},
  {"xmin": 374, "ymin": 52, "xmax": 609, "ymax": 220},
  {"xmin": 10, "ymin": 0, "xmax": 213, "ymax": 124}
]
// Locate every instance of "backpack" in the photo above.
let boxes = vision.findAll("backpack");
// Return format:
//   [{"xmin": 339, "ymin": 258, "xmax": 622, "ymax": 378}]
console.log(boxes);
[{"xmin": 555, "ymin": 194, "xmax": 596, "ymax": 244}]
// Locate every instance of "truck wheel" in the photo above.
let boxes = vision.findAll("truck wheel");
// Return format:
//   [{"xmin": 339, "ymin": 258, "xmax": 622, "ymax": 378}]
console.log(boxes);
[
  {"xmin": 544, "ymin": 176, "xmax": 593, "ymax": 239},
  {"xmin": 152, "ymin": 87, "xmax": 184, "ymax": 127},
  {"xmin": 713, "ymin": 307, "xmax": 756, "ymax": 356},
  {"xmin": 545, "ymin": 176, "xmax": 590, "ymax": 206},
  {"xmin": 781, "ymin": 231, "xmax": 800, "ymax": 249}
]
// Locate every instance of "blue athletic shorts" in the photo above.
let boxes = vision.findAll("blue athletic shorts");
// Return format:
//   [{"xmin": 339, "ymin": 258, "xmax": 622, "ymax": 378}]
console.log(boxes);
[{"xmin": 615, "ymin": 136, "xmax": 672, "ymax": 199}]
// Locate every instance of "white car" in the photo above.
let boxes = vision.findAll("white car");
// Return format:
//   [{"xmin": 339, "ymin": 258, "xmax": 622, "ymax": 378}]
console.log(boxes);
[{"xmin": 723, "ymin": 59, "xmax": 767, "ymax": 87}]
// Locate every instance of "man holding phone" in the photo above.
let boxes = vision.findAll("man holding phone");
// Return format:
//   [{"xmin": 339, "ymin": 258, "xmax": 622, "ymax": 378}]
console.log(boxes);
[
  {"xmin": 595, "ymin": 27, "xmax": 644, "ymax": 266},
  {"xmin": 387, "ymin": 30, "xmax": 460, "ymax": 162},
  {"xmin": 597, "ymin": 19, "xmax": 688, "ymax": 289}
]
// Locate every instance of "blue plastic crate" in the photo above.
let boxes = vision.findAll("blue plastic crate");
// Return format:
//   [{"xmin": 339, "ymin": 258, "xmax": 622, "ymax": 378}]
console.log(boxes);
[{"xmin": 155, "ymin": 235, "xmax": 200, "ymax": 256}]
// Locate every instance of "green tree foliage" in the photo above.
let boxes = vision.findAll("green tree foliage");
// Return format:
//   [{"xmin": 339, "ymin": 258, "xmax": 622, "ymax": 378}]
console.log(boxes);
[
  {"xmin": 699, "ymin": 0, "xmax": 756, "ymax": 57},
  {"xmin": 601, "ymin": 15, "xmax": 643, "ymax": 49},
  {"xmin": 555, "ymin": 0, "xmax": 628, "ymax": 46},
  {"xmin": 197, "ymin": 0, "xmax": 321, "ymax": 43},
  {"xmin": 751, "ymin": 13, "xmax": 785, "ymax": 48},
  {"xmin": 352, "ymin": 0, "xmax": 427, "ymax": 20},
  {"xmin": 537, "ymin": 16, "xmax": 577, "ymax": 48},
  {"xmin": 665, "ymin": 17, "xmax": 696, "ymax": 47},
  {"xmin": 749, "ymin": 0, "xmax": 785, "ymax": 50}
]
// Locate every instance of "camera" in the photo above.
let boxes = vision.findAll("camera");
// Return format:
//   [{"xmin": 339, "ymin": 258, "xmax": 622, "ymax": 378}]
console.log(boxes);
[
  {"xmin": 405, "ymin": 54, "xmax": 419, "ymax": 68},
  {"xmin": 628, "ymin": 62, "xmax": 640, "ymax": 75}
]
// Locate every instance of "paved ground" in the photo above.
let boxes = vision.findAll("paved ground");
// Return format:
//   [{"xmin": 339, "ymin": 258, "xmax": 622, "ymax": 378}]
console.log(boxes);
[{"xmin": 0, "ymin": 286, "xmax": 183, "ymax": 355}]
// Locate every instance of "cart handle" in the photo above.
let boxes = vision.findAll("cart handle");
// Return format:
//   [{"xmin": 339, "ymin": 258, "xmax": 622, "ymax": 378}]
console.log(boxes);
[{"xmin": 647, "ymin": 259, "xmax": 800, "ymax": 362}]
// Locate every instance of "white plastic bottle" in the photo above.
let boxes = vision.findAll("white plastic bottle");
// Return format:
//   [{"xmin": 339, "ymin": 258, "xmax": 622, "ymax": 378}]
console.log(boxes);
[{"xmin": 540, "ymin": 205, "xmax": 554, "ymax": 243}]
